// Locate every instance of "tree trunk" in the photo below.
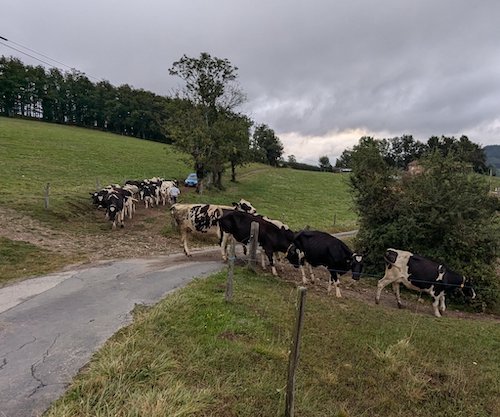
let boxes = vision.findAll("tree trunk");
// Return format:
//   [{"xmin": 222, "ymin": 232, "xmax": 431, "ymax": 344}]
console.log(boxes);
[{"xmin": 231, "ymin": 161, "xmax": 236, "ymax": 182}]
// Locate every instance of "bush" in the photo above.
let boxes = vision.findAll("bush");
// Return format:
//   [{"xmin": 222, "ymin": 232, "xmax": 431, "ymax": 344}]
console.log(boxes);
[{"xmin": 351, "ymin": 146, "xmax": 500, "ymax": 311}]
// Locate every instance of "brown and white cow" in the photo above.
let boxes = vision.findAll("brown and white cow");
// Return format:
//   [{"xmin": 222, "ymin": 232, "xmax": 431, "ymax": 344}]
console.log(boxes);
[{"xmin": 375, "ymin": 248, "xmax": 476, "ymax": 317}]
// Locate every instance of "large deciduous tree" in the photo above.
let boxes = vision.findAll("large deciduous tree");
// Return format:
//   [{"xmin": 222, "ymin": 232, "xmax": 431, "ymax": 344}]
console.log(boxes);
[{"xmin": 167, "ymin": 52, "xmax": 247, "ymax": 192}]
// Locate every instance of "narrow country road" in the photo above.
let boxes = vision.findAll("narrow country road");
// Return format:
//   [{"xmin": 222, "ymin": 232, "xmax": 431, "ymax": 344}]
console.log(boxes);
[{"xmin": 0, "ymin": 250, "xmax": 224, "ymax": 417}]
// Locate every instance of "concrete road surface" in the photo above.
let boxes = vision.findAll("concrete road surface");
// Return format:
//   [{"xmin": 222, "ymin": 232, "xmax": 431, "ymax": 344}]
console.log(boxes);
[{"xmin": 0, "ymin": 250, "xmax": 224, "ymax": 417}]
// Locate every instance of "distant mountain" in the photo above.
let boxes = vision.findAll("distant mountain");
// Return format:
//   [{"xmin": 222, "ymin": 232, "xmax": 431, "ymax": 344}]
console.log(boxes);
[{"xmin": 484, "ymin": 145, "xmax": 500, "ymax": 173}]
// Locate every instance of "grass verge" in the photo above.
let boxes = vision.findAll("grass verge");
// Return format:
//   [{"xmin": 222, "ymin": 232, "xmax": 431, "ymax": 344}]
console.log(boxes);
[
  {"xmin": 46, "ymin": 268, "xmax": 500, "ymax": 417},
  {"xmin": 0, "ymin": 237, "xmax": 81, "ymax": 286}
]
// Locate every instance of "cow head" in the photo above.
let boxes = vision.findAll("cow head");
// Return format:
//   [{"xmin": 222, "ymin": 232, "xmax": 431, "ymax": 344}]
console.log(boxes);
[
  {"xmin": 350, "ymin": 253, "xmax": 364, "ymax": 280},
  {"xmin": 232, "ymin": 199, "xmax": 257, "ymax": 214},
  {"xmin": 462, "ymin": 277, "xmax": 476, "ymax": 299},
  {"xmin": 285, "ymin": 244, "xmax": 304, "ymax": 268}
]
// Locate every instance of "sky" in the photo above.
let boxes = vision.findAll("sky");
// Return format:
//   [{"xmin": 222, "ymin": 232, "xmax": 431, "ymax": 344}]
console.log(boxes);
[{"xmin": 2, "ymin": 0, "xmax": 500, "ymax": 165}]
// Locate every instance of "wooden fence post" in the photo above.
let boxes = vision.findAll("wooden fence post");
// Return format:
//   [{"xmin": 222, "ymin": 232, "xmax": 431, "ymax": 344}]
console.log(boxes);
[
  {"xmin": 44, "ymin": 183, "xmax": 50, "ymax": 209},
  {"xmin": 285, "ymin": 286, "xmax": 307, "ymax": 417},
  {"xmin": 96, "ymin": 178, "xmax": 101, "ymax": 191},
  {"xmin": 225, "ymin": 236, "xmax": 236, "ymax": 302},
  {"xmin": 248, "ymin": 221, "xmax": 259, "ymax": 272}
]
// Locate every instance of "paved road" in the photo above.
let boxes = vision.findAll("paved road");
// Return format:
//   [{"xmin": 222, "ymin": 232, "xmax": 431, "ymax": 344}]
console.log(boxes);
[{"xmin": 0, "ymin": 250, "xmax": 224, "ymax": 417}]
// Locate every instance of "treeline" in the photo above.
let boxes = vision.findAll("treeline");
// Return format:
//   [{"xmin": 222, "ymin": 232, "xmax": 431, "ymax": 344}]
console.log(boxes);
[
  {"xmin": 336, "ymin": 134, "xmax": 490, "ymax": 174},
  {"xmin": 0, "ymin": 55, "xmax": 288, "ymax": 190},
  {"xmin": 0, "ymin": 56, "xmax": 169, "ymax": 142}
]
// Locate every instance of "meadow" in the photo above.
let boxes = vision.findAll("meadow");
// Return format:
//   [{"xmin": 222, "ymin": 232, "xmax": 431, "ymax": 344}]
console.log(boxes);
[
  {"xmin": 0, "ymin": 117, "xmax": 355, "ymax": 232},
  {"xmin": 45, "ymin": 269, "xmax": 500, "ymax": 417},
  {"xmin": 2, "ymin": 117, "xmax": 499, "ymax": 416}
]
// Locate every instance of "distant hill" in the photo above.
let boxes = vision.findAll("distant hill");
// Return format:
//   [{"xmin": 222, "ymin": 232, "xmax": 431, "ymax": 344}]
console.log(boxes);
[{"xmin": 484, "ymin": 145, "xmax": 500, "ymax": 173}]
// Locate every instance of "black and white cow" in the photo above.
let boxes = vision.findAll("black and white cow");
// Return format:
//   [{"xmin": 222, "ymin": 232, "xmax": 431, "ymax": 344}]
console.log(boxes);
[
  {"xmin": 170, "ymin": 199, "xmax": 257, "ymax": 257},
  {"xmin": 219, "ymin": 211, "xmax": 295, "ymax": 276},
  {"xmin": 286, "ymin": 230, "xmax": 363, "ymax": 297},
  {"xmin": 104, "ymin": 191, "xmax": 125, "ymax": 228},
  {"xmin": 375, "ymin": 248, "xmax": 476, "ymax": 317}
]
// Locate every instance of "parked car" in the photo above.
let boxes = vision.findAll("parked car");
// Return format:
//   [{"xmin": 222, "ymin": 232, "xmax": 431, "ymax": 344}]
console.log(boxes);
[{"xmin": 184, "ymin": 173, "xmax": 198, "ymax": 187}]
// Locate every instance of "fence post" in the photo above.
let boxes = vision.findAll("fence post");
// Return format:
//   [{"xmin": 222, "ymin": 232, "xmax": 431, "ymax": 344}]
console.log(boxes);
[
  {"xmin": 285, "ymin": 286, "xmax": 307, "ymax": 417},
  {"xmin": 225, "ymin": 236, "xmax": 236, "ymax": 302},
  {"xmin": 96, "ymin": 178, "xmax": 101, "ymax": 190},
  {"xmin": 44, "ymin": 183, "xmax": 50, "ymax": 209},
  {"xmin": 248, "ymin": 221, "xmax": 259, "ymax": 272}
]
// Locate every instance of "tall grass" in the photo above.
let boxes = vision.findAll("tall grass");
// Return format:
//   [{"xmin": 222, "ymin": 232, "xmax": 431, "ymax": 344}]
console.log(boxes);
[{"xmin": 46, "ymin": 269, "xmax": 500, "ymax": 417}]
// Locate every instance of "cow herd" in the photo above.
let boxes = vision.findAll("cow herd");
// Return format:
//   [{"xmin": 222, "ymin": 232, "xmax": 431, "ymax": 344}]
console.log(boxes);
[
  {"xmin": 90, "ymin": 189, "xmax": 477, "ymax": 317},
  {"xmin": 168, "ymin": 200, "xmax": 477, "ymax": 317},
  {"xmin": 90, "ymin": 177, "xmax": 179, "ymax": 228}
]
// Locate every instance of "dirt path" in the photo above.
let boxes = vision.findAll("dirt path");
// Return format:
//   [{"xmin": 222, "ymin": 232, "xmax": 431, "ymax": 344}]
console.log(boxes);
[
  {"xmin": 1, "ymin": 205, "xmax": 497, "ymax": 322},
  {"xmin": 0, "ymin": 204, "xmax": 180, "ymax": 262}
]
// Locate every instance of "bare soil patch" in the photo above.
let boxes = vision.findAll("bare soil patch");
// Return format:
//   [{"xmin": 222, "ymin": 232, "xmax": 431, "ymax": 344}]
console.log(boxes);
[{"xmin": 0, "ymin": 204, "xmax": 181, "ymax": 263}]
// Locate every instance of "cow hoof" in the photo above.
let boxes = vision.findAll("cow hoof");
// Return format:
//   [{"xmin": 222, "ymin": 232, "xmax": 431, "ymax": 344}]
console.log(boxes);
[
  {"xmin": 397, "ymin": 303, "xmax": 404, "ymax": 309},
  {"xmin": 375, "ymin": 298, "xmax": 379, "ymax": 305}
]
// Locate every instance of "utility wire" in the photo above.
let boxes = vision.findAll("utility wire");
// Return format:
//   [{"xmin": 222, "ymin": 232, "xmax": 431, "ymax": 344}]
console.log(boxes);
[{"xmin": 0, "ymin": 35, "xmax": 103, "ymax": 82}]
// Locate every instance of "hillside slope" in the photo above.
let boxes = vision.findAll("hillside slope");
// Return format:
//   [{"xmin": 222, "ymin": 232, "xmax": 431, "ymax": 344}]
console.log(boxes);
[{"xmin": 0, "ymin": 118, "xmax": 357, "ymax": 283}]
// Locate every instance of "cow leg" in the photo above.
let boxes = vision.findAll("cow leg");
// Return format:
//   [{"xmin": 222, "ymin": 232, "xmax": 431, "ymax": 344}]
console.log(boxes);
[
  {"xmin": 308, "ymin": 263, "xmax": 316, "ymax": 283},
  {"xmin": 439, "ymin": 293, "xmax": 446, "ymax": 314},
  {"xmin": 300, "ymin": 265, "xmax": 308, "ymax": 284},
  {"xmin": 266, "ymin": 250, "xmax": 278, "ymax": 276},
  {"xmin": 392, "ymin": 282, "xmax": 403, "ymax": 308},
  {"xmin": 375, "ymin": 269, "xmax": 396, "ymax": 305},
  {"xmin": 328, "ymin": 273, "xmax": 341, "ymax": 298},
  {"xmin": 181, "ymin": 230, "xmax": 191, "ymax": 257},
  {"xmin": 220, "ymin": 232, "xmax": 229, "ymax": 262},
  {"xmin": 432, "ymin": 295, "xmax": 442, "ymax": 318}
]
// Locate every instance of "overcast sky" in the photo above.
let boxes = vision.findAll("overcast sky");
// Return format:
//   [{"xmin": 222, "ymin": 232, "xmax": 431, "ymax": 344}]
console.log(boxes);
[{"xmin": 2, "ymin": 0, "xmax": 500, "ymax": 164}]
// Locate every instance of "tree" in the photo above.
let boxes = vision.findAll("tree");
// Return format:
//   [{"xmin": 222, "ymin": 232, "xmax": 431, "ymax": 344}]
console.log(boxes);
[
  {"xmin": 383, "ymin": 134, "xmax": 426, "ymax": 169},
  {"xmin": 251, "ymin": 124, "xmax": 284, "ymax": 166},
  {"xmin": 167, "ymin": 52, "xmax": 246, "ymax": 192},
  {"xmin": 427, "ymin": 135, "xmax": 488, "ymax": 173},
  {"xmin": 318, "ymin": 155, "xmax": 332, "ymax": 171},
  {"xmin": 287, "ymin": 155, "xmax": 297, "ymax": 164}
]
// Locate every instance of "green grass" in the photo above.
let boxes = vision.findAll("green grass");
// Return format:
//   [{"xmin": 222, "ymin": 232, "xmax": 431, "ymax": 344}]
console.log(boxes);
[
  {"xmin": 0, "ymin": 117, "xmax": 188, "ymax": 226},
  {"xmin": 0, "ymin": 117, "xmax": 357, "ymax": 232},
  {"xmin": 45, "ymin": 268, "xmax": 500, "ymax": 417},
  {"xmin": 0, "ymin": 237, "xmax": 80, "ymax": 286}
]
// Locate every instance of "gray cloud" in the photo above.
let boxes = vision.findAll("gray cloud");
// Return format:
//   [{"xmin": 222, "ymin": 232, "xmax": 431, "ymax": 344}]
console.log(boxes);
[{"xmin": 2, "ymin": 0, "xmax": 499, "ymax": 163}]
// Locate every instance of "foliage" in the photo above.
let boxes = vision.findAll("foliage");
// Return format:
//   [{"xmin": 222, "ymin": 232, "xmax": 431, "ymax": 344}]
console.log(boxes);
[
  {"xmin": 0, "ymin": 56, "xmax": 169, "ymax": 142},
  {"xmin": 336, "ymin": 133, "xmax": 489, "ymax": 174},
  {"xmin": 350, "ymin": 138, "xmax": 500, "ymax": 309},
  {"xmin": 251, "ymin": 123, "xmax": 284, "ymax": 166},
  {"xmin": 427, "ymin": 135, "xmax": 488, "ymax": 173},
  {"xmin": 46, "ymin": 269, "xmax": 500, "ymax": 417},
  {"xmin": 166, "ymin": 53, "xmax": 248, "ymax": 191}
]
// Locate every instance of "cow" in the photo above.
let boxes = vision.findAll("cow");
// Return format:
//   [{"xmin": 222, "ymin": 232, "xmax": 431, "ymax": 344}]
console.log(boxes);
[
  {"xmin": 104, "ymin": 191, "xmax": 125, "ymax": 228},
  {"xmin": 286, "ymin": 230, "xmax": 363, "ymax": 298},
  {"xmin": 170, "ymin": 199, "xmax": 257, "ymax": 257},
  {"xmin": 375, "ymin": 248, "xmax": 476, "ymax": 317},
  {"xmin": 219, "ymin": 211, "xmax": 295, "ymax": 276}
]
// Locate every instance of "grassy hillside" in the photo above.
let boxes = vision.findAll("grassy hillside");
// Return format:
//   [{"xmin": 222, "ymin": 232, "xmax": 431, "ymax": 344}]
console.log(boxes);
[
  {"xmin": 0, "ymin": 117, "xmax": 187, "ymax": 223},
  {"xmin": 0, "ymin": 117, "xmax": 356, "ymax": 232},
  {"xmin": 46, "ymin": 269, "xmax": 500, "ymax": 417}
]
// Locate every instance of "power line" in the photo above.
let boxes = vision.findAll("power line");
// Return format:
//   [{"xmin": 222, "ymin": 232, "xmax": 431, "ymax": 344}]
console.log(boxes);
[{"xmin": 0, "ymin": 35, "xmax": 103, "ymax": 82}]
